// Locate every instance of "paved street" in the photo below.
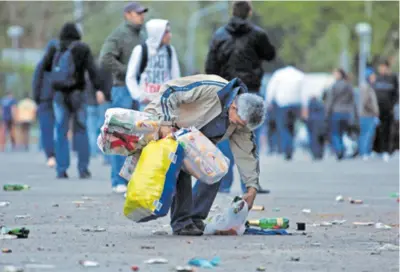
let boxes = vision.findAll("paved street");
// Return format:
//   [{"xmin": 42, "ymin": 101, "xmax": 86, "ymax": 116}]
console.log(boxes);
[{"xmin": 0, "ymin": 150, "xmax": 399, "ymax": 272}]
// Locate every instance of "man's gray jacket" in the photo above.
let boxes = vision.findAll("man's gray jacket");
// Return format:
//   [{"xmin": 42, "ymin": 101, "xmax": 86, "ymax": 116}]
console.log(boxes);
[{"xmin": 144, "ymin": 74, "xmax": 260, "ymax": 190}]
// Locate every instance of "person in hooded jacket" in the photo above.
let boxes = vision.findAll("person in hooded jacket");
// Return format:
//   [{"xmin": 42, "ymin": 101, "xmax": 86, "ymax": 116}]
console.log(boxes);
[
  {"xmin": 32, "ymin": 39, "xmax": 58, "ymax": 168},
  {"xmin": 325, "ymin": 68, "xmax": 359, "ymax": 160},
  {"xmin": 126, "ymin": 19, "xmax": 180, "ymax": 110},
  {"xmin": 42, "ymin": 22, "xmax": 102, "ymax": 179},
  {"xmin": 205, "ymin": 1, "xmax": 275, "ymax": 92}
]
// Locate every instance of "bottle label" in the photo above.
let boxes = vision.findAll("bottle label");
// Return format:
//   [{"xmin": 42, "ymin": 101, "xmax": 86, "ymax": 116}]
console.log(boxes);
[{"xmin": 277, "ymin": 218, "xmax": 283, "ymax": 226}]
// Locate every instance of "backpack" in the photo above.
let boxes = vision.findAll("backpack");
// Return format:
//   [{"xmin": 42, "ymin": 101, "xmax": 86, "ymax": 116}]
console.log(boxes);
[
  {"xmin": 136, "ymin": 43, "xmax": 172, "ymax": 83},
  {"xmin": 51, "ymin": 42, "xmax": 77, "ymax": 90}
]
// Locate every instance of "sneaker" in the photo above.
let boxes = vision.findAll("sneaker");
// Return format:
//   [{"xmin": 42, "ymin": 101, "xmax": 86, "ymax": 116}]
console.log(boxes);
[
  {"xmin": 362, "ymin": 155, "xmax": 369, "ymax": 161},
  {"xmin": 79, "ymin": 170, "xmax": 92, "ymax": 179},
  {"xmin": 382, "ymin": 153, "xmax": 390, "ymax": 162},
  {"xmin": 112, "ymin": 184, "xmax": 127, "ymax": 194},
  {"xmin": 57, "ymin": 172, "xmax": 68, "ymax": 179},
  {"xmin": 173, "ymin": 223, "xmax": 203, "ymax": 236},
  {"xmin": 193, "ymin": 220, "xmax": 206, "ymax": 232},
  {"xmin": 47, "ymin": 157, "xmax": 56, "ymax": 168}
]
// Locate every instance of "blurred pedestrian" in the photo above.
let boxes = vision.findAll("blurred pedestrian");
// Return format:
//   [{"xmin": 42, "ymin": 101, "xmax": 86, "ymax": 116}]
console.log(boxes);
[
  {"xmin": 42, "ymin": 22, "xmax": 102, "ymax": 179},
  {"xmin": 126, "ymin": 19, "xmax": 180, "ymax": 111},
  {"xmin": 0, "ymin": 92, "xmax": 17, "ymax": 151},
  {"xmin": 306, "ymin": 96, "xmax": 326, "ymax": 160},
  {"xmin": 99, "ymin": 2, "xmax": 148, "ymax": 193},
  {"xmin": 32, "ymin": 39, "xmax": 58, "ymax": 167},
  {"xmin": 325, "ymin": 68, "xmax": 359, "ymax": 160},
  {"xmin": 358, "ymin": 73, "xmax": 380, "ymax": 160},
  {"xmin": 266, "ymin": 64, "xmax": 305, "ymax": 161},
  {"xmin": 265, "ymin": 101, "xmax": 279, "ymax": 155},
  {"xmin": 371, "ymin": 60, "xmax": 398, "ymax": 162},
  {"xmin": 15, "ymin": 94, "xmax": 37, "ymax": 151},
  {"xmin": 204, "ymin": 0, "xmax": 275, "ymax": 194}
]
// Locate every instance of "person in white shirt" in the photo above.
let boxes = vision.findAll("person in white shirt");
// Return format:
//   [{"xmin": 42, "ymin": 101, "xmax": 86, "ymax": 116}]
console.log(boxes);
[
  {"xmin": 126, "ymin": 19, "xmax": 180, "ymax": 110},
  {"xmin": 265, "ymin": 65, "xmax": 306, "ymax": 160}
]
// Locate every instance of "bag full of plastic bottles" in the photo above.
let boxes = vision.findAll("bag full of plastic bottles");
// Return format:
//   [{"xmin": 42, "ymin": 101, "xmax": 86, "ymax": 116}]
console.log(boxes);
[{"xmin": 174, "ymin": 127, "xmax": 230, "ymax": 184}]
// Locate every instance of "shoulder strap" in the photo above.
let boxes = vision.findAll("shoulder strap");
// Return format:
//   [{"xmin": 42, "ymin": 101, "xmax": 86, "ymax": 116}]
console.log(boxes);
[
  {"xmin": 166, "ymin": 45, "xmax": 172, "ymax": 72},
  {"xmin": 137, "ymin": 43, "xmax": 148, "ymax": 83}
]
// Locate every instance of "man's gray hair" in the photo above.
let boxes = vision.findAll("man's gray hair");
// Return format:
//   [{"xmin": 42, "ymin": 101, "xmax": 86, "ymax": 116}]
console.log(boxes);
[{"xmin": 236, "ymin": 93, "xmax": 266, "ymax": 130}]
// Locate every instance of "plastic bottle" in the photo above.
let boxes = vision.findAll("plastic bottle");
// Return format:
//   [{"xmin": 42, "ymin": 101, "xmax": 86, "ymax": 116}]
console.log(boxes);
[
  {"xmin": 3, "ymin": 184, "xmax": 30, "ymax": 191},
  {"xmin": 247, "ymin": 218, "xmax": 289, "ymax": 229}
]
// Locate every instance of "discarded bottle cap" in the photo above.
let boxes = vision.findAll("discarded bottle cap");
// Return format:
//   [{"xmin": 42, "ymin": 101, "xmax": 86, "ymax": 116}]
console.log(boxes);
[
  {"xmin": 131, "ymin": 265, "xmax": 139, "ymax": 271},
  {"xmin": 350, "ymin": 199, "xmax": 363, "ymax": 204},
  {"xmin": 296, "ymin": 222, "xmax": 306, "ymax": 231},
  {"xmin": 1, "ymin": 248, "xmax": 12, "ymax": 253},
  {"xmin": 251, "ymin": 205, "xmax": 265, "ymax": 211}
]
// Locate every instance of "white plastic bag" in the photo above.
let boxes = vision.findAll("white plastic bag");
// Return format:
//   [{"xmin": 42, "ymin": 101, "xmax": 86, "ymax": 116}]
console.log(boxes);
[{"xmin": 203, "ymin": 197, "xmax": 249, "ymax": 235}]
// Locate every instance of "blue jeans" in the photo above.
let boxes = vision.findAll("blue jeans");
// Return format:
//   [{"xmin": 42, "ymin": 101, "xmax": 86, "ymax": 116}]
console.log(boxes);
[
  {"xmin": 171, "ymin": 139, "xmax": 236, "ymax": 231},
  {"xmin": 110, "ymin": 86, "xmax": 134, "ymax": 187},
  {"xmin": 53, "ymin": 91, "xmax": 89, "ymax": 175},
  {"xmin": 86, "ymin": 105, "xmax": 99, "ymax": 157},
  {"xmin": 329, "ymin": 112, "xmax": 351, "ymax": 155},
  {"xmin": 276, "ymin": 104, "xmax": 301, "ymax": 157},
  {"xmin": 359, "ymin": 116, "xmax": 377, "ymax": 156},
  {"xmin": 38, "ymin": 101, "xmax": 55, "ymax": 159}
]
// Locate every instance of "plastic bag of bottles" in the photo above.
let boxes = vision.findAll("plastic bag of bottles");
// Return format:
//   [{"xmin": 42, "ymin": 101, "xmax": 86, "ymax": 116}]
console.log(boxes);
[
  {"xmin": 174, "ymin": 127, "xmax": 230, "ymax": 184},
  {"xmin": 123, "ymin": 137, "xmax": 184, "ymax": 223},
  {"xmin": 97, "ymin": 108, "xmax": 160, "ymax": 156},
  {"xmin": 203, "ymin": 197, "xmax": 249, "ymax": 235}
]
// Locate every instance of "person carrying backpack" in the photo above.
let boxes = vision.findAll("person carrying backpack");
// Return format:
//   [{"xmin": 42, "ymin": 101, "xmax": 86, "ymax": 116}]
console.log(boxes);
[
  {"xmin": 126, "ymin": 19, "xmax": 180, "ymax": 110},
  {"xmin": 42, "ymin": 22, "xmax": 102, "ymax": 179}
]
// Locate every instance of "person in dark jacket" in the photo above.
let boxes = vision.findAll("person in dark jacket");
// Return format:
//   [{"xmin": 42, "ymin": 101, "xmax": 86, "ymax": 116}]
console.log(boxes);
[
  {"xmin": 42, "ymin": 22, "xmax": 102, "ymax": 179},
  {"xmin": 325, "ymin": 68, "xmax": 359, "ymax": 160},
  {"xmin": 371, "ymin": 60, "xmax": 399, "ymax": 162},
  {"xmin": 99, "ymin": 2, "xmax": 147, "ymax": 194},
  {"xmin": 307, "ymin": 97, "xmax": 326, "ymax": 160},
  {"xmin": 32, "ymin": 39, "xmax": 58, "ymax": 168},
  {"xmin": 205, "ymin": 1, "xmax": 275, "ymax": 93},
  {"xmin": 205, "ymin": 1, "xmax": 274, "ymax": 194}
]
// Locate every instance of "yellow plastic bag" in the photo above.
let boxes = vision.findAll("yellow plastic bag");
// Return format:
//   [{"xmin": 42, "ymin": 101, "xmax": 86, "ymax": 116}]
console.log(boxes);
[{"xmin": 123, "ymin": 137, "xmax": 184, "ymax": 223}]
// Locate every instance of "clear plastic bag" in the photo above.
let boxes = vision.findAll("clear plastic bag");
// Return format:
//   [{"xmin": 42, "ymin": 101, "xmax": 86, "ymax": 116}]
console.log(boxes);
[
  {"xmin": 174, "ymin": 127, "xmax": 230, "ymax": 184},
  {"xmin": 203, "ymin": 197, "xmax": 249, "ymax": 235}
]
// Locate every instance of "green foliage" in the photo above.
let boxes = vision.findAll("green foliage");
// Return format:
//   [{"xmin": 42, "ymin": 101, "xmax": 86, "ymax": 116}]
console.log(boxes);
[{"xmin": 0, "ymin": 61, "xmax": 35, "ymax": 98}]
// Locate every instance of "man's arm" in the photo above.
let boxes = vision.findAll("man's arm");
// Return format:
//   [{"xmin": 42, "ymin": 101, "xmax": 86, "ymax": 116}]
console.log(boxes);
[
  {"xmin": 205, "ymin": 33, "xmax": 221, "ymax": 75},
  {"xmin": 99, "ymin": 31, "xmax": 127, "ymax": 80},
  {"xmin": 230, "ymin": 128, "xmax": 260, "ymax": 208},
  {"xmin": 256, "ymin": 30, "xmax": 276, "ymax": 61},
  {"xmin": 32, "ymin": 61, "xmax": 44, "ymax": 104}
]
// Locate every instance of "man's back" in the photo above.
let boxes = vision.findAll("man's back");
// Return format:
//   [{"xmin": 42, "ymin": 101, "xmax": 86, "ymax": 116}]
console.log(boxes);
[{"xmin": 205, "ymin": 15, "xmax": 275, "ymax": 92}]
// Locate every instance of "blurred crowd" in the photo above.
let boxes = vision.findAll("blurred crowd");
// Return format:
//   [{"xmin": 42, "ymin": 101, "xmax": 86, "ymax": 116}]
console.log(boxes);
[{"xmin": 0, "ymin": 1, "xmax": 398, "ymax": 195}]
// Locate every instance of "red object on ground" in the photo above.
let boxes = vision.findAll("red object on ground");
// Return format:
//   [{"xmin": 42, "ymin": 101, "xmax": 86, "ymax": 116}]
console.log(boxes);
[
  {"xmin": 397, "ymin": 198, "xmax": 400, "ymax": 203},
  {"xmin": 131, "ymin": 265, "xmax": 139, "ymax": 271}
]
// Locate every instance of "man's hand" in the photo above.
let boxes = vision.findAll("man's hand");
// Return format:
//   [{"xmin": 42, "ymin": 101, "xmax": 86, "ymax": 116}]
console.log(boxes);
[
  {"xmin": 159, "ymin": 126, "xmax": 174, "ymax": 138},
  {"xmin": 96, "ymin": 91, "xmax": 105, "ymax": 104},
  {"xmin": 243, "ymin": 187, "xmax": 257, "ymax": 210}
]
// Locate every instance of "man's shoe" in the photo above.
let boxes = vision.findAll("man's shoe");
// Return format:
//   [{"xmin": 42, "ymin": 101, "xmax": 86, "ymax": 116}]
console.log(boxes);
[
  {"xmin": 173, "ymin": 223, "xmax": 203, "ymax": 236},
  {"xmin": 193, "ymin": 220, "xmax": 206, "ymax": 232},
  {"xmin": 47, "ymin": 157, "xmax": 56, "ymax": 168},
  {"xmin": 80, "ymin": 170, "xmax": 92, "ymax": 179},
  {"xmin": 112, "ymin": 184, "xmax": 127, "ymax": 194},
  {"xmin": 57, "ymin": 172, "xmax": 68, "ymax": 179},
  {"xmin": 258, "ymin": 187, "xmax": 270, "ymax": 194}
]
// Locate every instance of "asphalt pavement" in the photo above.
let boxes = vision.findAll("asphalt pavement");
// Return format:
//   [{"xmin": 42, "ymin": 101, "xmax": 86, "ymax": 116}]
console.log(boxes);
[{"xmin": 0, "ymin": 150, "xmax": 399, "ymax": 272}]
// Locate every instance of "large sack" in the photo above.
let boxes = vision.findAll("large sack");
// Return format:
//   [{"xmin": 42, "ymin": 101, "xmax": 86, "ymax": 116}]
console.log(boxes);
[
  {"xmin": 123, "ymin": 137, "xmax": 184, "ymax": 223},
  {"xmin": 174, "ymin": 127, "xmax": 230, "ymax": 184}
]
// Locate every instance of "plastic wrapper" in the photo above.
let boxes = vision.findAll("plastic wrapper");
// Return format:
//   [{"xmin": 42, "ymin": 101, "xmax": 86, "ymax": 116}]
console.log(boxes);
[
  {"xmin": 123, "ymin": 138, "xmax": 184, "ymax": 223},
  {"xmin": 119, "ymin": 152, "xmax": 141, "ymax": 181},
  {"xmin": 97, "ymin": 108, "xmax": 160, "ymax": 156},
  {"xmin": 174, "ymin": 127, "xmax": 230, "ymax": 184},
  {"xmin": 204, "ymin": 197, "xmax": 249, "ymax": 235}
]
